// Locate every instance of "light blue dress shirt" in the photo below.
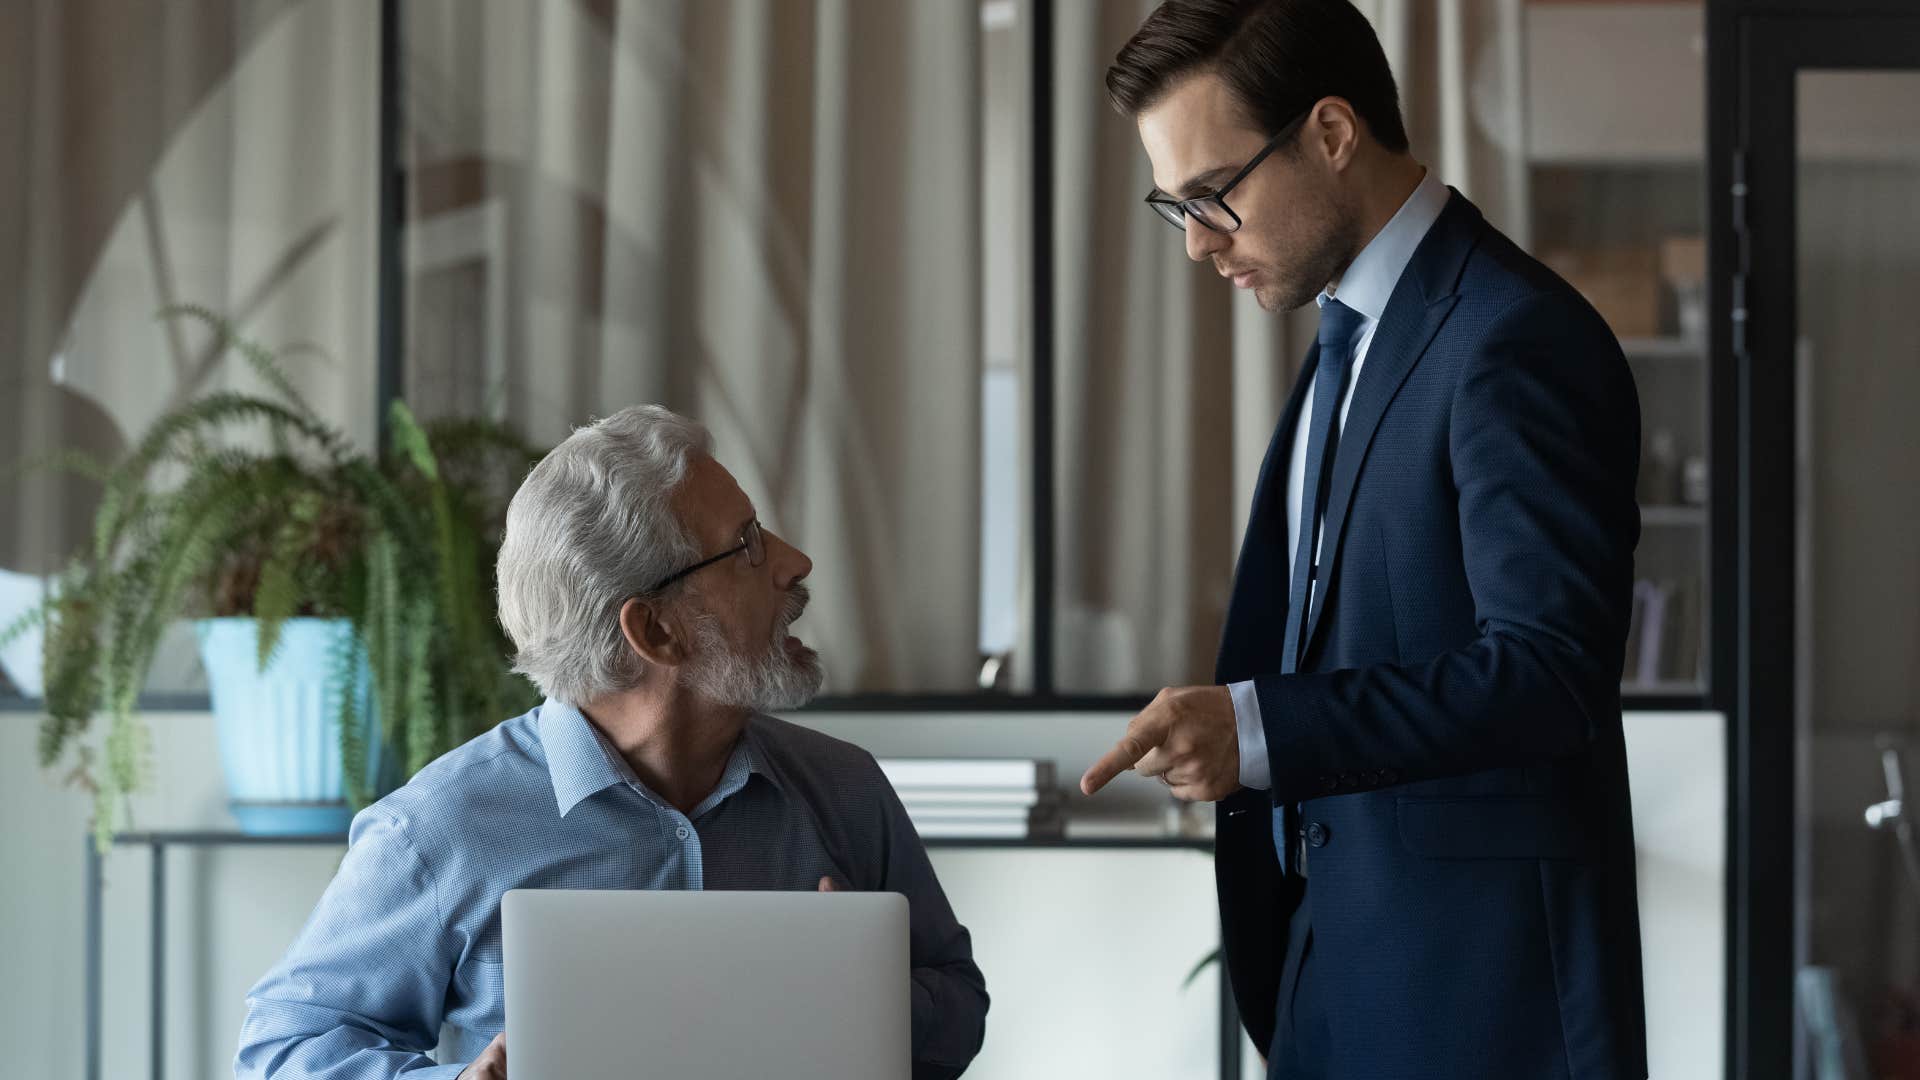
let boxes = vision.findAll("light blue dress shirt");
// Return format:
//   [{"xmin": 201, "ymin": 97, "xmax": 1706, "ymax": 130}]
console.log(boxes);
[
  {"xmin": 235, "ymin": 700, "xmax": 987, "ymax": 1079},
  {"xmin": 1233, "ymin": 169, "xmax": 1453, "ymax": 790}
]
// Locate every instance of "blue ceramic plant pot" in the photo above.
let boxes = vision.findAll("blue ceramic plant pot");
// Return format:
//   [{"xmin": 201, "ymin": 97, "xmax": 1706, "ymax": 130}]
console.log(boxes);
[{"xmin": 195, "ymin": 618, "xmax": 382, "ymax": 835}]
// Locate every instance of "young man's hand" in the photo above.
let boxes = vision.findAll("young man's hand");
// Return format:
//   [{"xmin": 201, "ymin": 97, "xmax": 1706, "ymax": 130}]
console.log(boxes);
[{"xmin": 1081, "ymin": 685, "xmax": 1241, "ymax": 801}]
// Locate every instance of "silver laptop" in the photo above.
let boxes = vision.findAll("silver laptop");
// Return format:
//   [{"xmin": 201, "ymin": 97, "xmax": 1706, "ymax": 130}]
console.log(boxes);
[{"xmin": 502, "ymin": 889, "xmax": 910, "ymax": 1080}]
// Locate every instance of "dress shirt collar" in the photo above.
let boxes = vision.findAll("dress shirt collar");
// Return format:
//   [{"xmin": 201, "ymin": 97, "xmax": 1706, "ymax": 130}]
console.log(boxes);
[
  {"xmin": 1317, "ymin": 167, "xmax": 1450, "ymax": 321},
  {"xmin": 538, "ymin": 697, "xmax": 770, "ymax": 818}
]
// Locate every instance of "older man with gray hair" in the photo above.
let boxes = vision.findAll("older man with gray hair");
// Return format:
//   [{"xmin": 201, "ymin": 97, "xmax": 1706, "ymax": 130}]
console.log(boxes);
[{"xmin": 236, "ymin": 405, "xmax": 989, "ymax": 1080}]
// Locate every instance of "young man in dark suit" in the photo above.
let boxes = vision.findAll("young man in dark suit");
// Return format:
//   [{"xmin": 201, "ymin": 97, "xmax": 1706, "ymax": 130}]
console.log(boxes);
[{"xmin": 1079, "ymin": 2, "xmax": 1648, "ymax": 1077}]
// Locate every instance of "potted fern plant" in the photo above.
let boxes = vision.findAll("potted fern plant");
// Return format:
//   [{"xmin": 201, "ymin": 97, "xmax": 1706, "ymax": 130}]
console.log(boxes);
[{"xmin": 7, "ymin": 308, "xmax": 541, "ymax": 847}]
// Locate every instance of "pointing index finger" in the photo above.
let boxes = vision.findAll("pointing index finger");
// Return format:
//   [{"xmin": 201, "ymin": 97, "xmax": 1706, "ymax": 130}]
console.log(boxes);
[{"xmin": 1079, "ymin": 712, "xmax": 1169, "ymax": 796}]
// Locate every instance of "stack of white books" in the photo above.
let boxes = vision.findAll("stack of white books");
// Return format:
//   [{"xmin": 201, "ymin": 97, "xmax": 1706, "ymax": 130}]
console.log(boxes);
[{"xmin": 877, "ymin": 758, "xmax": 1064, "ymax": 840}]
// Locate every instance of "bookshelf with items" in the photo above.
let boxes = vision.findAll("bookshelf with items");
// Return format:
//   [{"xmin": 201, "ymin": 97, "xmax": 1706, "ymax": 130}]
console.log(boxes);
[
  {"xmin": 1520, "ymin": 1, "xmax": 1711, "ymax": 700},
  {"xmin": 1536, "ymin": 173, "xmax": 1709, "ymax": 700}
]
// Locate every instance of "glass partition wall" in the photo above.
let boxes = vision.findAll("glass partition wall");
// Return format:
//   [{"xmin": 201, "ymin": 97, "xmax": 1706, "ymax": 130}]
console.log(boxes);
[{"xmin": 2, "ymin": 1, "xmax": 1718, "ymax": 708}]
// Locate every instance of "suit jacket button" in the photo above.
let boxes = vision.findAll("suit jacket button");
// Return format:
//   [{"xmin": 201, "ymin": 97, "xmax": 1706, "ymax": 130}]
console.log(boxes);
[{"xmin": 1306, "ymin": 822, "xmax": 1329, "ymax": 848}]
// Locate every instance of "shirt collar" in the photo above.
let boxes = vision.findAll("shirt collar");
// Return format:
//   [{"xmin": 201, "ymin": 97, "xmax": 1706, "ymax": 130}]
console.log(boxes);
[
  {"xmin": 1318, "ymin": 168, "xmax": 1450, "ymax": 323},
  {"xmin": 537, "ymin": 698, "xmax": 773, "ymax": 818}
]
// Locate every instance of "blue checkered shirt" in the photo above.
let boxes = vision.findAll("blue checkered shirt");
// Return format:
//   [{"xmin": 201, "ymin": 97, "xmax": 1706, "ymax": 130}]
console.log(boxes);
[{"xmin": 235, "ymin": 700, "xmax": 988, "ymax": 1079}]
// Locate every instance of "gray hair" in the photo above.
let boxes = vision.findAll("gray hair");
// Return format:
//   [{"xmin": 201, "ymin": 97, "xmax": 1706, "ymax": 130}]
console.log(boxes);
[{"xmin": 496, "ymin": 405, "xmax": 712, "ymax": 705}]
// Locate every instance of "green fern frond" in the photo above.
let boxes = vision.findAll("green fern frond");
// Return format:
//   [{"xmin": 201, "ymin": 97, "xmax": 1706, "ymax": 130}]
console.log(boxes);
[
  {"xmin": 91, "ymin": 786, "xmax": 117, "ymax": 857},
  {"xmin": 423, "ymin": 416, "xmax": 542, "ymax": 468},
  {"xmin": 252, "ymin": 490, "xmax": 327, "ymax": 668},
  {"xmin": 158, "ymin": 304, "xmax": 320, "ymax": 424},
  {"xmin": 328, "ymin": 621, "xmax": 372, "ymax": 809},
  {"xmin": 101, "ymin": 704, "xmax": 150, "ymax": 823},
  {"xmin": 0, "ymin": 598, "xmax": 46, "ymax": 651},
  {"xmin": 252, "ymin": 562, "xmax": 298, "ymax": 667},
  {"xmin": 5, "ymin": 447, "xmax": 113, "ymax": 486},
  {"xmin": 120, "ymin": 392, "xmax": 340, "ymax": 482},
  {"xmin": 402, "ymin": 594, "xmax": 437, "ymax": 776},
  {"xmin": 91, "ymin": 394, "xmax": 344, "ymax": 562},
  {"xmin": 273, "ymin": 341, "xmax": 336, "ymax": 368},
  {"xmin": 97, "ymin": 545, "xmax": 166, "ymax": 718},
  {"xmin": 364, "ymin": 532, "xmax": 404, "ymax": 753},
  {"xmin": 339, "ymin": 460, "xmax": 424, "ymax": 558},
  {"xmin": 38, "ymin": 565, "xmax": 106, "ymax": 765},
  {"xmin": 415, "ymin": 447, "xmax": 483, "ymax": 682},
  {"xmin": 388, "ymin": 401, "xmax": 440, "ymax": 481},
  {"xmin": 105, "ymin": 457, "xmax": 295, "ymax": 712}
]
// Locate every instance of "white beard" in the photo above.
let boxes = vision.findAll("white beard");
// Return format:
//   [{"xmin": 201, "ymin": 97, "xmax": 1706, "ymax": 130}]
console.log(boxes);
[{"xmin": 682, "ymin": 587, "xmax": 824, "ymax": 712}]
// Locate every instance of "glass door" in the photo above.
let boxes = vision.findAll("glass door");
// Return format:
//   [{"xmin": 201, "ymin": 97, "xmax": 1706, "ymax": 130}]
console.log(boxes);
[
  {"xmin": 1793, "ymin": 66, "xmax": 1920, "ymax": 1080},
  {"xmin": 1735, "ymin": 13, "xmax": 1920, "ymax": 1080}
]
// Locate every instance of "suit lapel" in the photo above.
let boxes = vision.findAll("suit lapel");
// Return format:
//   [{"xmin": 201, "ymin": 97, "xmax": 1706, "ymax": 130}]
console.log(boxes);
[
  {"xmin": 1214, "ymin": 343, "xmax": 1319, "ymax": 684},
  {"xmin": 1300, "ymin": 193, "xmax": 1483, "ymax": 659}
]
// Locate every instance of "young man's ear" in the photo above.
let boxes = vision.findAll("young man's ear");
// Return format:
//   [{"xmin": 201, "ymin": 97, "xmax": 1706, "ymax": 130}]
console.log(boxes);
[
  {"xmin": 619, "ymin": 596, "xmax": 691, "ymax": 669},
  {"xmin": 1308, "ymin": 96, "xmax": 1362, "ymax": 172}
]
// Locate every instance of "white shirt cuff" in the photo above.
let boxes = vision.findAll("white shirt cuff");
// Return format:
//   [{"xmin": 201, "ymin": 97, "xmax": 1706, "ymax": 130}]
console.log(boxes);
[{"xmin": 1229, "ymin": 679, "xmax": 1271, "ymax": 791}]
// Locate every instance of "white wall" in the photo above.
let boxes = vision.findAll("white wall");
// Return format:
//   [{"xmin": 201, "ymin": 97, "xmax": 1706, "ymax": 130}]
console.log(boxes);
[{"xmin": 0, "ymin": 708, "xmax": 1722, "ymax": 1079}]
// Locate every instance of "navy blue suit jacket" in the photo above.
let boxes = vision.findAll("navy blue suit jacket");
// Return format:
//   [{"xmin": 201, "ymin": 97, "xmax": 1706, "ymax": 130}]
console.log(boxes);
[{"xmin": 1214, "ymin": 192, "xmax": 1648, "ymax": 1079}]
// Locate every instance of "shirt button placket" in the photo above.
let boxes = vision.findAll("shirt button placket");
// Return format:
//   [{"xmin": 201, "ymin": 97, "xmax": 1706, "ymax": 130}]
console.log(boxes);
[{"xmin": 674, "ymin": 815, "xmax": 703, "ymax": 890}]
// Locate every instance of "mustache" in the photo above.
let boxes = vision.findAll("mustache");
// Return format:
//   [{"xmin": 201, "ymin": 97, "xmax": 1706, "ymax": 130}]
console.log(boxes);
[{"xmin": 778, "ymin": 584, "xmax": 810, "ymax": 630}]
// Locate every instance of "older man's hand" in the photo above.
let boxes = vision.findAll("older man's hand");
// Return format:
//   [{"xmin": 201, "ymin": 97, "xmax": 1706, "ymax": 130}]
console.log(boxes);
[
  {"xmin": 459, "ymin": 1032, "xmax": 507, "ymax": 1080},
  {"xmin": 1080, "ymin": 685, "xmax": 1240, "ymax": 802}
]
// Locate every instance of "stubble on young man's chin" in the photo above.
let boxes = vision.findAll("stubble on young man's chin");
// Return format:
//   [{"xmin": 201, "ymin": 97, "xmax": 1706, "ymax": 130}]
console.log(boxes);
[
  {"xmin": 1256, "ymin": 280, "xmax": 1319, "ymax": 314},
  {"xmin": 1253, "ymin": 285, "xmax": 1288, "ymax": 313}
]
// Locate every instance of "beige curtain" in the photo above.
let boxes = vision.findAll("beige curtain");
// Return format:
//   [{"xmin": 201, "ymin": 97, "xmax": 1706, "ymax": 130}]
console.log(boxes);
[
  {"xmin": 1, "ymin": 0, "xmax": 378, "ymax": 694},
  {"xmin": 403, "ymin": 0, "xmax": 984, "ymax": 695},
  {"xmin": 1050, "ymin": 0, "xmax": 1243, "ymax": 695},
  {"xmin": 1051, "ymin": 0, "xmax": 1530, "ymax": 694},
  {"xmin": 1398, "ymin": 0, "xmax": 1531, "ymax": 241}
]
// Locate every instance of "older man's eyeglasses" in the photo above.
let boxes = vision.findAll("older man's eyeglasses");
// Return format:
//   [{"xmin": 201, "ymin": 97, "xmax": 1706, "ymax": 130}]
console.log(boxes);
[{"xmin": 645, "ymin": 519, "xmax": 767, "ymax": 594}]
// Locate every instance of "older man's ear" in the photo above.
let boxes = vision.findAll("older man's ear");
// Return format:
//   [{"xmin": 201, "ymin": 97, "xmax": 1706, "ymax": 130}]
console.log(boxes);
[{"xmin": 618, "ymin": 597, "xmax": 690, "ymax": 669}]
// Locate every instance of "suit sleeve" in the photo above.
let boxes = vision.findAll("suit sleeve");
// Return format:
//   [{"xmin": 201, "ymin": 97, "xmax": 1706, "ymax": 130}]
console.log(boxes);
[{"xmin": 1250, "ymin": 289, "xmax": 1640, "ymax": 802}]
